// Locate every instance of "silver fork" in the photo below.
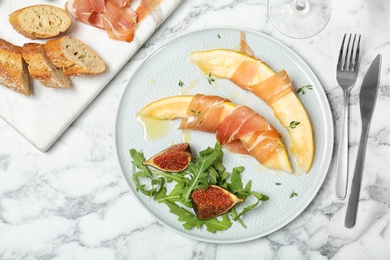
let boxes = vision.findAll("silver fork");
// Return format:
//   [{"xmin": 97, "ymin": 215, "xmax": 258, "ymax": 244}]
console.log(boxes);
[{"xmin": 334, "ymin": 33, "xmax": 361, "ymax": 200}]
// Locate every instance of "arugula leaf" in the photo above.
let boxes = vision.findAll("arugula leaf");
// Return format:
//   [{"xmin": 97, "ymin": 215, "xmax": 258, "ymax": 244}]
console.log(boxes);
[
  {"xmin": 164, "ymin": 201, "xmax": 232, "ymax": 233},
  {"xmin": 130, "ymin": 149, "xmax": 160, "ymax": 197},
  {"xmin": 218, "ymin": 171, "xmax": 230, "ymax": 189},
  {"xmin": 155, "ymin": 182, "xmax": 184, "ymax": 204},
  {"xmin": 182, "ymin": 143, "xmax": 223, "ymax": 203},
  {"xmin": 130, "ymin": 142, "xmax": 269, "ymax": 233},
  {"xmin": 202, "ymin": 214, "xmax": 232, "ymax": 233},
  {"xmin": 130, "ymin": 149, "xmax": 151, "ymax": 178},
  {"xmin": 232, "ymin": 191, "xmax": 269, "ymax": 221},
  {"xmin": 152, "ymin": 170, "xmax": 188, "ymax": 184},
  {"xmin": 230, "ymin": 209, "xmax": 247, "ymax": 228},
  {"xmin": 227, "ymin": 166, "xmax": 252, "ymax": 198}
]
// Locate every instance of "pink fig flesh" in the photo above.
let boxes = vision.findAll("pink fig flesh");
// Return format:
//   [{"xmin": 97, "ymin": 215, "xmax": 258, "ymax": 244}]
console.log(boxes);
[
  {"xmin": 142, "ymin": 143, "xmax": 192, "ymax": 172},
  {"xmin": 191, "ymin": 185, "xmax": 244, "ymax": 220}
]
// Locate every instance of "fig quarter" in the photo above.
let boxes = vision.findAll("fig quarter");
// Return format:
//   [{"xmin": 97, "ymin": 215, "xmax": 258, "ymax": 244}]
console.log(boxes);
[
  {"xmin": 142, "ymin": 143, "xmax": 192, "ymax": 172},
  {"xmin": 192, "ymin": 185, "xmax": 245, "ymax": 220}
]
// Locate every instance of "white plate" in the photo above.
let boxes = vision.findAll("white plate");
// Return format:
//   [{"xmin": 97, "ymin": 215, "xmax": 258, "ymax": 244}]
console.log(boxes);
[{"xmin": 115, "ymin": 27, "xmax": 333, "ymax": 243}]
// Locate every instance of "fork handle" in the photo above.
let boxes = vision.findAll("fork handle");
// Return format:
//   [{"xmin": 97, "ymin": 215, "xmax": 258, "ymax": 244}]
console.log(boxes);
[
  {"xmin": 335, "ymin": 89, "xmax": 350, "ymax": 200},
  {"xmin": 344, "ymin": 124, "xmax": 369, "ymax": 228}
]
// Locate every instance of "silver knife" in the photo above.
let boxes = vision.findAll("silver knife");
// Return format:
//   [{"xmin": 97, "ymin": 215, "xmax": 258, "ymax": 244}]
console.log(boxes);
[{"xmin": 344, "ymin": 54, "xmax": 382, "ymax": 228}]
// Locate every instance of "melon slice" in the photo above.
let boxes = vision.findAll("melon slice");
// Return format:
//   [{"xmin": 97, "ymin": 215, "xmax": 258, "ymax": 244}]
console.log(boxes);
[
  {"xmin": 137, "ymin": 95, "xmax": 292, "ymax": 173},
  {"xmin": 189, "ymin": 49, "xmax": 314, "ymax": 173}
]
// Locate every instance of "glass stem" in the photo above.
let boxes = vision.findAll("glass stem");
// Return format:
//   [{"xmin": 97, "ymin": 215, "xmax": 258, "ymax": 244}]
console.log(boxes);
[{"xmin": 295, "ymin": 0, "xmax": 307, "ymax": 11}]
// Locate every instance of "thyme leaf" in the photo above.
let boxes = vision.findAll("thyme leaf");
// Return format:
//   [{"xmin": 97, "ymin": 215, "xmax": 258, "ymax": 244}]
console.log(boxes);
[
  {"xmin": 178, "ymin": 80, "xmax": 185, "ymax": 87},
  {"xmin": 290, "ymin": 190, "xmax": 298, "ymax": 198},
  {"xmin": 207, "ymin": 73, "xmax": 216, "ymax": 85},
  {"xmin": 297, "ymin": 84, "xmax": 313, "ymax": 95},
  {"xmin": 289, "ymin": 121, "xmax": 300, "ymax": 129}
]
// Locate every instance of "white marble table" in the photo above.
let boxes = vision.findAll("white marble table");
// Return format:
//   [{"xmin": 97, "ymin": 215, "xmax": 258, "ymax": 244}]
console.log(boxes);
[{"xmin": 1, "ymin": 0, "xmax": 389, "ymax": 259}]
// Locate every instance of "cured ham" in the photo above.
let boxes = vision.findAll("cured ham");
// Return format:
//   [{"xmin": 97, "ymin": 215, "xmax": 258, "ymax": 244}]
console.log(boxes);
[
  {"xmin": 179, "ymin": 94, "xmax": 228, "ymax": 133},
  {"xmin": 239, "ymin": 31, "xmax": 254, "ymax": 58},
  {"xmin": 236, "ymin": 36, "xmax": 294, "ymax": 105},
  {"xmin": 216, "ymin": 105, "xmax": 279, "ymax": 145},
  {"xmin": 138, "ymin": 94, "xmax": 292, "ymax": 172},
  {"xmin": 249, "ymin": 70, "xmax": 294, "ymax": 105},
  {"xmin": 189, "ymin": 34, "xmax": 315, "ymax": 173},
  {"xmin": 111, "ymin": 0, "xmax": 131, "ymax": 8},
  {"xmin": 102, "ymin": 1, "xmax": 137, "ymax": 42},
  {"xmin": 179, "ymin": 95, "xmax": 283, "ymax": 164},
  {"xmin": 215, "ymin": 105, "xmax": 283, "ymax": 164},
  {"xmin": 65, "ymin": 0, "xmax": 161, "ymax": 42},
  {"xmin": 136, "ymin": 0, "xmax": 163, "ymax": 22},
  {"xmin": 176, "ymin": 94, "xmax": 291, "ymax": 172}
]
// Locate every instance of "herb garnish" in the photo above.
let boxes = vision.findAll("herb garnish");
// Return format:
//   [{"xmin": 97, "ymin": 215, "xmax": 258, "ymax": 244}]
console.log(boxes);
[
  {"xmin": 297, "ymin": 85, "xmax": 313, "ymax": 95},
  {"xmin": 207, "ymin": 73, "xmax": 216, "ymax": 85},
  {"xmin": 130, "ymin": 142, "xmax": 269, "ymax": 233},
  {"xmin": 217, "ymin": 34, "xmax": 221, "ymax": 39},
  {"xmin": 289, "ymin": 121, "xmax": 300, "ymax": 129},
  {"xmin": 275, "ymin": 182, "xmax": 281, "ymax": 186},
  {"xmin": 190, "ymin": 109, "xmax": 202, "ymax": 118},
  {"xmin": 178, "ymin": 80, "xmax": 185, "ymax": 87},
  {"xmin": 290, "ymin": 190, "xmax": 298, "ymax": 198}
]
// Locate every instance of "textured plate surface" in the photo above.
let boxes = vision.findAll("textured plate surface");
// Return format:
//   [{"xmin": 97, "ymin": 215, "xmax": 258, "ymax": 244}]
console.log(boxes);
[{"xmin": 115, "ymin": 27, "xmax": 333, "ymax": 243}]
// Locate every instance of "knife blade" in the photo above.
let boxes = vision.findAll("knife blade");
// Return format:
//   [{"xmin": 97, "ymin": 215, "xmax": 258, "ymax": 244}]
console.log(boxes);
[{"xmin": 344, "ymin": 54, "xmax": 382, "ymax": 228}]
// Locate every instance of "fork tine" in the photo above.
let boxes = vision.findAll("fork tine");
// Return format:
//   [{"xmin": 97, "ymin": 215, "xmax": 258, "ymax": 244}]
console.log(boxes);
[
  {"xmin": 354, "ymin": 35, "xmax": 361, "ymax": 72},
  {"xmin": 337, "ymin": 34, "xmax": 346, "ymax": 70},
  {"xmin": 349, "ymin": 34, "xmax": 357, "ymax": 71},
  {"xmin": 344, "ymin": 34, "xmax": 352, "ymax": 71}
]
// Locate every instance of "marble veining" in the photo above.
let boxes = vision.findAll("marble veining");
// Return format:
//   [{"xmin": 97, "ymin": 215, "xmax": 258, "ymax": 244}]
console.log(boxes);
[{"xmin": 1, "ymin": 0, "xmax": 390, "ymax": 259}]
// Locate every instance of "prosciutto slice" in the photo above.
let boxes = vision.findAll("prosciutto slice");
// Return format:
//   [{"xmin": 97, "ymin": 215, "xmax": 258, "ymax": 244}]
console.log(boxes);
[
  {"xmin": 215, "ymin": 105, "xmax": 281, "ymax": 163},
  {"xmin": 238, "ymin": 34, "xmax": 294, "ymax": 105},
  {"xmin": 179, "ymin": 94, "xmax": 286, "ymax": 167},
  {"xmin": 65, "ymin": 0, "xmax": 161, "ymax": 42},
  {"xmin": 179, "ymin": 94, "xmax": 228, "ymax": 133},
  {"xmin": 249, "ymin": 70, "xmax": 294, "ymax": 105},
  {"xmin": 65, "ymin": 0, "xmax": 94, "ymax": 25},
  {"xmin": 102, "ymin": 1, "xmax": 137, "ymax": 42},
  {"xmin": 136, "ymin": 0, "xmax": 162, "ymax": 22},
  {"xmin": 216, "ymin": 105, "xmax": 279, "ymax": 144}
]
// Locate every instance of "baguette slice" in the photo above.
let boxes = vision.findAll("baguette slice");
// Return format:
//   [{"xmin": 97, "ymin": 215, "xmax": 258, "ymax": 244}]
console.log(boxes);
[
  {"xmin": 44, "ymin": 36, "xmax": 106, "ymax": 77},
  {"xmin": 22, "ymin": 43, "xmax": 71, "ymax": 89},
  {"xmin": 0, "ymin": 39, "xmax": 31, "ymax": 96},
  {"xmin": 9, "ymin": 4, "xmax": 71, "ymax": 40}
]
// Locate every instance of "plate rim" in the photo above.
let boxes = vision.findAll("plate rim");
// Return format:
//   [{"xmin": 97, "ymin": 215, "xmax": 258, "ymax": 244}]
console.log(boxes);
[{"xmin": 114, "ymin": 26, "xmax": 334, "ymax": 243}]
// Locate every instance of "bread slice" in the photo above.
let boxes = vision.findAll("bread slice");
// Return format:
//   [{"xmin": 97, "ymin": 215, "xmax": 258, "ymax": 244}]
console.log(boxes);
[
  {"xmin": 0, "ymin": 39, "xmax": 31, "ymax": 96},
  {"xmin": 22, "ymin": 43, "xmax": 71, "ymax": 89},
  {"xmin": 9, "ymin": 4, "xmax": 71, "ymax": 40},
  {"xmin": 44, "ymin": 36, "xmax": 106, "ymax": 77}
]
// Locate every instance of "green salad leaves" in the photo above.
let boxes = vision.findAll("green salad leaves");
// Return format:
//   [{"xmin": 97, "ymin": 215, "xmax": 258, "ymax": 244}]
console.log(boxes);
[{"xmin": 130, "ymin": 142, "xmax": 269, "ymax": 233}]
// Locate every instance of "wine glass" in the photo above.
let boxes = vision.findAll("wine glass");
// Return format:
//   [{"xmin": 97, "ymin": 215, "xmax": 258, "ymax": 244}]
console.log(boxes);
[{"xmin": 267, "ymin": 0, "xmax": 331, "ymax": 39}]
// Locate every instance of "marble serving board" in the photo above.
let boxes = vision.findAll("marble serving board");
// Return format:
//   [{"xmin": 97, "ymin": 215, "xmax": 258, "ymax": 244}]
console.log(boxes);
[{"xmin": 0, "ymin": 0, "xmax": 182, "ymax": 152}]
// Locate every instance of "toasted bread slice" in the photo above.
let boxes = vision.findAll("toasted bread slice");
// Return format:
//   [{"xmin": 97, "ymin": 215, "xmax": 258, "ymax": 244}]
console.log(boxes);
[
  {"xmin": 0, "ymin": 39, "xmax": 30, "ymax": 96},
  {"xmin": 44, "ymin": 36, "xmax": 106, "ymax": 77},
  {"xmin": 22, "ymin": 43, "xmax": 71, "ymax": 89},
  {"xmin": 9, "ymin": 4, "xmax": 71, "ymax": 40}
]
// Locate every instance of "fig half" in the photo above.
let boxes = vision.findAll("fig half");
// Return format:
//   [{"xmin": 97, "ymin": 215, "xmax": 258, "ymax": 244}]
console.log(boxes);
[
  {"xmin": 142, "ymin": 143, "xmax": 192, "ymax": 172},
  {"xmin": 191, "ymin": 185, "xmax": 245, "ymax": 220}
]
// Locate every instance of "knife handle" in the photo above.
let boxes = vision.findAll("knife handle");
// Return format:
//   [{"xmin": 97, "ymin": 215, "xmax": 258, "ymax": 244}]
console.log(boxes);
[
  {"xmin": 344, "ymin": 125, "xmax": 369, "ymax": 228},
  {"xmin": 335, "ymin": 90, "xmax": 350, "ymax": 200}
]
